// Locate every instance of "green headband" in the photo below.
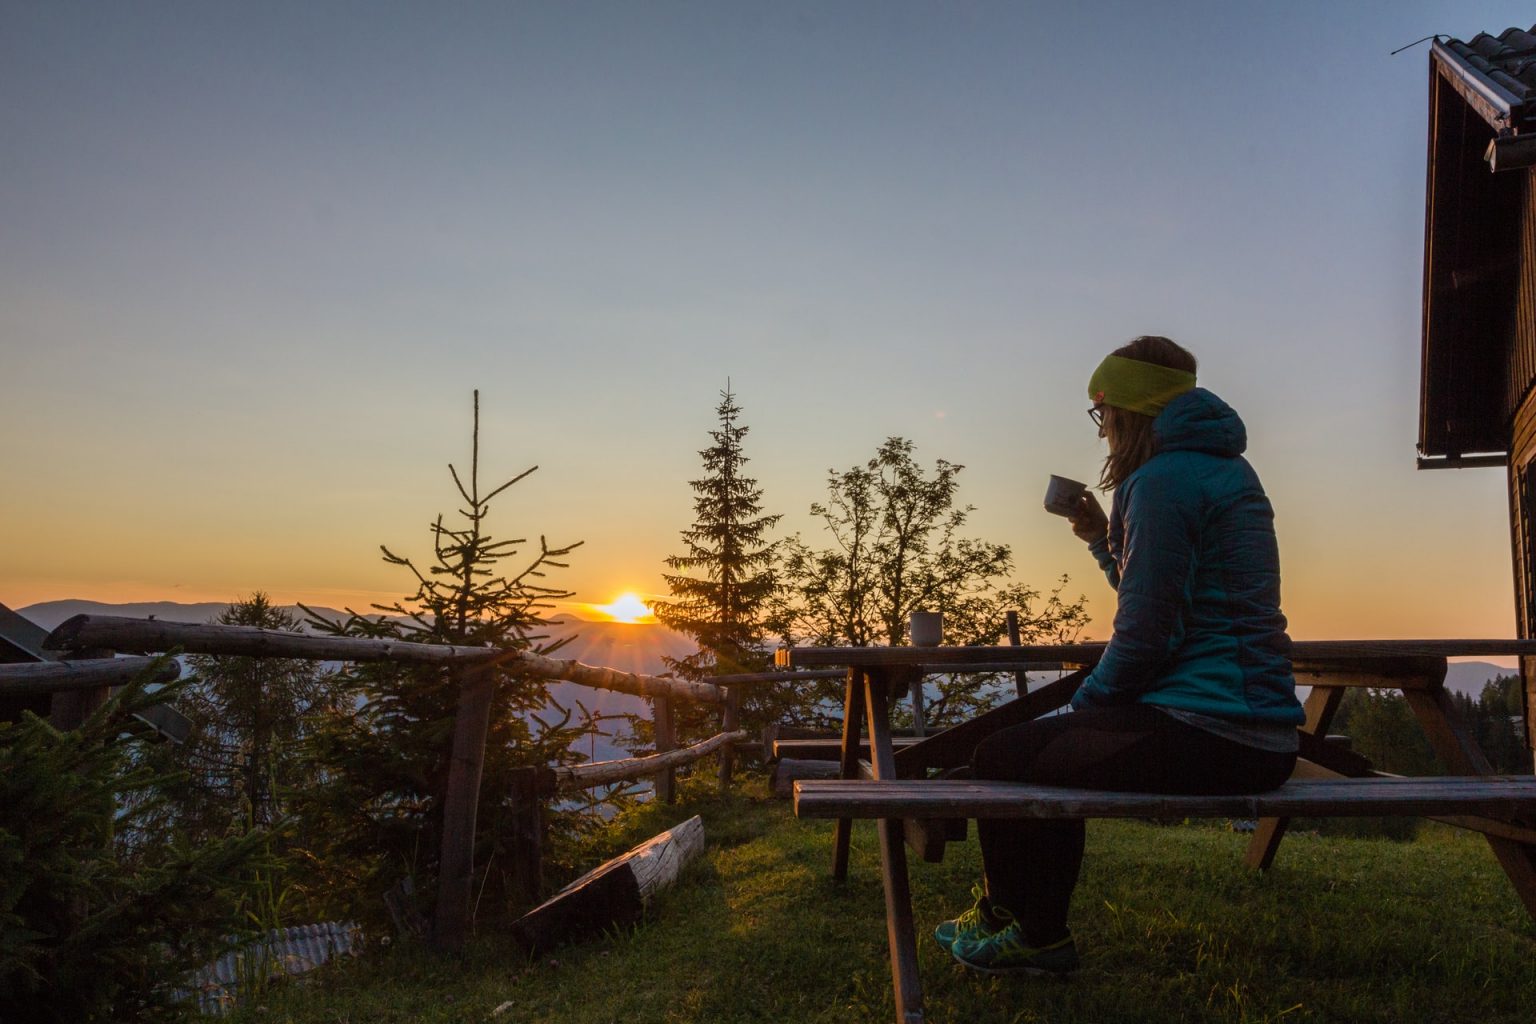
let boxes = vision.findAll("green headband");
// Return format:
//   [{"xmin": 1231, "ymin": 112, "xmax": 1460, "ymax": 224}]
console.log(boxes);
[{"xmin": 1087, "ymin": 355, "xmax": 1196, "ymax": 416}]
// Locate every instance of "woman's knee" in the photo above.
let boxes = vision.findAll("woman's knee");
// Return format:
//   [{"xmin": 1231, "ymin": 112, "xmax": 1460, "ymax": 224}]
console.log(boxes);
[{"xmin": 971, "ymin": 718, "xmax": 1060, "ymax": 782}]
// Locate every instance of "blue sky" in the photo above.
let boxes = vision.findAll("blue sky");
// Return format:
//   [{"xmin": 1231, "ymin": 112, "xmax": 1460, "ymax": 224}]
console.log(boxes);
[{"xmin": 2, "ymin": 1, "xmax": 1530, "ymax": 640}]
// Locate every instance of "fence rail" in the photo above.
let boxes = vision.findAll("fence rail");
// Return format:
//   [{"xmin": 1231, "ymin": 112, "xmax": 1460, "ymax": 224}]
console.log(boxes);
[
  {"xmin": 556, "ymin": 729, "xmax": 749, "ymax": 790},
  {"xmin": 0, "ymin": 656, "xmax": 180, "ymax": 695}
]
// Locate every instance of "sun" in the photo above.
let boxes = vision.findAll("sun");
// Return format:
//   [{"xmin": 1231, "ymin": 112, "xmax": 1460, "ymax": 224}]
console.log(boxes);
[{"xmin": 592, "ymin": 592, "xmax": 656, "ymax": 624}]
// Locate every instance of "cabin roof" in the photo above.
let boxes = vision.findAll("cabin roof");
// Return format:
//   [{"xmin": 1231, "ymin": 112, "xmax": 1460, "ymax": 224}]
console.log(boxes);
[
  {"xmin": 1437, "ymin": 26, "xmax": 1536, "ymax": 128},
  {"xmin": 0, "ymin": 603, "xmax": 56, "ymax": 664},
  {"xmin": 1419, "ymin": 25, "xmax": 1536, "ymax": 465}
]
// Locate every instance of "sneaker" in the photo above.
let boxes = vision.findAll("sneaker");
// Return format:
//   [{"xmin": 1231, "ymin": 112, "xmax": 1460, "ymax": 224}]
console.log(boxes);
[
  {"xmin": 933, "ymin": 885, "xmax": 998, "ymax": 952},
  {"xmin": 950, "ymin": 922, "xmax": 1080, "ymax": 976}
]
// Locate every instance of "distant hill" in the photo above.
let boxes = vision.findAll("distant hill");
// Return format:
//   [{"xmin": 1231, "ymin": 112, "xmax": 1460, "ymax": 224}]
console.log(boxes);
[
  {"xmin": 16, "ymin": 599, "xmax": 351, "ymax": 633},
  {"xmin": 1443, "ymin": 660, "xmax": 1517, "ymax": 698}
]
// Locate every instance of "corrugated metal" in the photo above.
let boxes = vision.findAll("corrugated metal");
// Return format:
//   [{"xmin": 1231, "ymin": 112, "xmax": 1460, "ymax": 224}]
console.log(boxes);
[{"xmin": 182, "ymin": 921, "xmax": 361, "ymax": 1015}]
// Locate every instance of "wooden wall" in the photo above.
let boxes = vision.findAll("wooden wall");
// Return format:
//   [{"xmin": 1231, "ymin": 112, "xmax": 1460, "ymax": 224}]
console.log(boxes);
[{"xmin": 1508, "ymin": 385, "xmax": 1536, "ymax": 754}]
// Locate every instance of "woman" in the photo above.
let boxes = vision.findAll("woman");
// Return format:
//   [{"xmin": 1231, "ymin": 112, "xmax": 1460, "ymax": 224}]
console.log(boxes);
[{"xmin": 936, "ymin": 335, "xmax": 1303, "ymax": 975}]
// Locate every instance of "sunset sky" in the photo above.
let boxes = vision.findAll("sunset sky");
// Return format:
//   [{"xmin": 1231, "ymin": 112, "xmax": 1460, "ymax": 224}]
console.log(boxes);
[{"xmin": 2, "ymin": 1, "xmax": 1530, "ymax": 641}]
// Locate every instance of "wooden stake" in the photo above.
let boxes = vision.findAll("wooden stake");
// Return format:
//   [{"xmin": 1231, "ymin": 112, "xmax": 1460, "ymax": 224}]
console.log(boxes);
[
  {"xmin": 433, "ymin": 665, "xmax": 496, "ymax": 951},
  {"xmin": 653, "ymin": 696, "xmax": 676, "ymax": 804}
]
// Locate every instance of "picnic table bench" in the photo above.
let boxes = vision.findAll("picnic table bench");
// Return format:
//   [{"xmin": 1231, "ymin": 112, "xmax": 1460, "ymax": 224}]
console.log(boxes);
[{"xmin": 774, "ymin": 640, "xmax": 1536, "ymax": 1024}]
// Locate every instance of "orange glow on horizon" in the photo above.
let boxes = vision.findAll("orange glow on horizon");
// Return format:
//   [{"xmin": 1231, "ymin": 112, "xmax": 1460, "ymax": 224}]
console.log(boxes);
[{"xmin": 587, "ymin": 592, "xmax": 657, "ymax": 624}]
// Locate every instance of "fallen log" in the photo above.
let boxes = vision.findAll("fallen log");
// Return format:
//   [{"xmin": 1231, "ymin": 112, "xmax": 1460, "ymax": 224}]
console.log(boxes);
[
  {"xmin": 771, "ymin": 757, "xmax": 843, "ymax": 798},
  {"xmin": 510, "ymin": 815, "xmax": 705, "ymax": 955}
]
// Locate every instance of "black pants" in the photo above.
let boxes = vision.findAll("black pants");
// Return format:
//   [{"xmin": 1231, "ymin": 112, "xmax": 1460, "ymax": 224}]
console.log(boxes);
[{"xmin": 970, "ymin": 703, "xmax": 1296, "ymax": 946}]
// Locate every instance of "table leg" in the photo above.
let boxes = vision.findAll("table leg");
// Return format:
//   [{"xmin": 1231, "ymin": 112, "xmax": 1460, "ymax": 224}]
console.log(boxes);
[
  {"xmin": 1245, "ymin": 683, "xmax": 1345, "ymax": 870},
  {"xmin": 833, "ymin": 667, "xmax": 867, "ymax": 882},
  {"xmin": 866, "ymin": 669, "xmax": 925, "ymax": 1024},
  {"xmin": 1405, "ymin": 682, "xmax": 1536, "ymax": 918}
]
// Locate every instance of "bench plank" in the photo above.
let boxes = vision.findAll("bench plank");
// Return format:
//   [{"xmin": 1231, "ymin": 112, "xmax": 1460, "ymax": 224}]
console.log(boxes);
[
  {"xmin": 773, "ymin": 736, "xmax": 923, "ymax": 760},
  {"xmin": 794, "ymin": 777, "xmax": 1536, "ymax": 822}
]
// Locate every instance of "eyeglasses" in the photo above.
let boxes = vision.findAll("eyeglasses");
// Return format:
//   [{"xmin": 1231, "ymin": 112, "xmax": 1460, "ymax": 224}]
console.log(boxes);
[{"xmin": 1088, "ymin": 405, "xmax": 1106, "ymax": 429}]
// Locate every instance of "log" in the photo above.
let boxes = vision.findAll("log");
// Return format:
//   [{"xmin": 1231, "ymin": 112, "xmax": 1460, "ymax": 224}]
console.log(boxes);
[
  {"xmin": 44, "ymin": 614, "xmax": 726, "ymax": 705},
  {"xmin": 771, "ymin": 757, "xmax": 842, "ymax": 798},
  {"xmin": 0, "ymin": 657, "xmax": 180, "ymax": 695},
  {"xmin": 519, "ymin": 650, "xmax": 724, "ymax": 705},
  {"xmin": 510, "ymin": 815, "xmax": 705, "ymax": 955},
  {"xmin": 45, "ymin": 615, "xmax": 500, "ymax": 666},
  {"xmin": 554, "ymin": 730, "xmax": 748, "ymax": 790}
]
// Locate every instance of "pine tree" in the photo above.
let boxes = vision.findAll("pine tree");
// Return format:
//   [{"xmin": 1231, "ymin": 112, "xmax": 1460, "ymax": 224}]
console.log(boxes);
[
  {"xmin": 293, "ymin": 392, "xmax": 587, "ymax": 930},
  {"xmin": 165, "ymin": 594, "xmax": 331, "ymax": 838},
  {"xmin": 1, "ymin": 665, "xmax": 271, "ymax": 1023},
  {"xmin": 653, "ymin": 386, "xmax": 781, "ymax": 741}
]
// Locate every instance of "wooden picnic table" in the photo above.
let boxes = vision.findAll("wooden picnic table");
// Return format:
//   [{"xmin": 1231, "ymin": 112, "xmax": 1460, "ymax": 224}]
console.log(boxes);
[{"xmin": 774, "ymin": 640, "xmax": 1536, "ymax": 1024}]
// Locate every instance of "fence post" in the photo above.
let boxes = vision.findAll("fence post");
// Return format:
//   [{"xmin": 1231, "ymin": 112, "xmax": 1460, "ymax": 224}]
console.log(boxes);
[
  {"xmin": 717, "ymin": 685, "xmax": 740, "ymax": 794},
  {"xmin": 1006, "ymin": 610, "xmax": 1027, "ymax": 697},
  {"xmin": 507, "ymin": 766, "xmax": 545, "ymax": 908},
  {"xmin": 49, "ymin": 647, "xmax": 115, "ymax": 730},
  {"xmin": 908, "ymin": 674, "xmax": 926, "ymax": 737},
  {"xmin": 433, "ymin": 664, "xmax": 496, "ymax": 951},
  {"xmin": 653, "ymin": 696, "xmax": 676, "ymax": 804}
]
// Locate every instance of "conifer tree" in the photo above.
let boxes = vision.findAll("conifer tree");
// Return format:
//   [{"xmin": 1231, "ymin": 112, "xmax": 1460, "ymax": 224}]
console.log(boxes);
[
  {"xmin": 1, "ymin": 665, "xmax": 270, "ymax": 1023},
  {"xmin": 293, "ymin": 392, "xmax": 586, "ymax": 929},
  {"xmin": 653, "ymin": 386, "xmax": 781, "ymax": 740},
  {"xmin": 161, "ymin": 594, "xmax": 330, "ymax": 839}
]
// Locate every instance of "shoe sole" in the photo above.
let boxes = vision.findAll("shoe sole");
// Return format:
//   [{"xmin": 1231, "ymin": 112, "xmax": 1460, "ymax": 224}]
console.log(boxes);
[{"xmin": 949, "ymin": 948, "xmax": 1078, "ymax": 977}]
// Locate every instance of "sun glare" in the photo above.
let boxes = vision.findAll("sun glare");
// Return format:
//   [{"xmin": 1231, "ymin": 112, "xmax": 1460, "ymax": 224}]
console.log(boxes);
[{"xmin": 593, "ymin": 592, "xmax": 656, "ymax": 624}]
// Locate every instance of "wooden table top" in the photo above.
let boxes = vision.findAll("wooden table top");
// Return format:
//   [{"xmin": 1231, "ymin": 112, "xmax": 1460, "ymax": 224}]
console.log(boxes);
[{"xmin": 775, "ymin": 639, "xmax": 1536, "ymax": 669}]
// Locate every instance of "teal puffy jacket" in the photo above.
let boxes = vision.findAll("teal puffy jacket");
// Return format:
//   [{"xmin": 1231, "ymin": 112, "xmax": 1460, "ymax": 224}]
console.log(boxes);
[{"xmin": 1070, "ymin": 388, "xmax": 1303, "ymax": 724}]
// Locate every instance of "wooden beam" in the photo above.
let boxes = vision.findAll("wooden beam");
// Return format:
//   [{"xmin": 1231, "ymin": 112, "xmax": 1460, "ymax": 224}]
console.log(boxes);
[
  {"xmin": 433, "ymin": 666, "xmax": 496, "ymax": 951},
  {"xmin": 717, "ymin": 686, "xmax": 741, "ymax": 794},
  {"xmin": 794, "ymin": 776, "xmax": 1536, "ymax": 821},
  {"xmin": 46, "ymin": 615, "xmax": 499, "ymax": 665},
  {"xmin": 0, "ymin": 656, "xmax": 180, "ymax": 695},
  {"xmin": 1245, "ymin": 684, "xmax": 1347, "ymax": 870},
  {"xmin": 651, "ymin": 696, "xmax": 676, "ymax": 804},
  {"xmin": 46, "ymin": 614, "xmax": 725, "ymax": 705},
  {"xmin": 554, "ymin": 730, "xmax": 748, "ymax": 790},
  {"xmin": 49, "ymin": 647, "xmax": 115, "ymax": 731}
]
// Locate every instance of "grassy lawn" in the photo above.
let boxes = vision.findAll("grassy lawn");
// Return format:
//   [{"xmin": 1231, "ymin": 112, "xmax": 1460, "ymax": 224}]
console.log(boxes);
[{"xmin": 239, "ymin": 779, "xmax": 1536, "ymax": 1024}]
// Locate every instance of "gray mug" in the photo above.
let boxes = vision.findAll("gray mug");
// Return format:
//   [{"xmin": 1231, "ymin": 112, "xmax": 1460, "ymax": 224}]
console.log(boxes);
[{"xmin": 1044, "ymin": 475, "xmax": 1088, "ymax": 517}]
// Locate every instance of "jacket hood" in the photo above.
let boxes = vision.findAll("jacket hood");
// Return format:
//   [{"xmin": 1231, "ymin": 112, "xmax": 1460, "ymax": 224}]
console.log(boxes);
[{"xmin": 1151, "ymin": 387, "xmax": 1247, "ymax": 457}]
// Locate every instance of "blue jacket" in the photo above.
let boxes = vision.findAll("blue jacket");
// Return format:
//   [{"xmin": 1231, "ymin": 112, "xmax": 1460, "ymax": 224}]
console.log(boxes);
[{"xmin": 1071, "ymin": 388, "xmax": 1303, "ymax": 724}]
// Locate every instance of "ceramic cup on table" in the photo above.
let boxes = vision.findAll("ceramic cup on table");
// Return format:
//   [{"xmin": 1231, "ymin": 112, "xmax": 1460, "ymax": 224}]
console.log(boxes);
[
  {"xmin": 909, "ymin": 610, "xmax": 943, "ymax": 647},
  {"xmin": 1044, "ymin": 474, "xmax": 1089, "ymax": 517}
]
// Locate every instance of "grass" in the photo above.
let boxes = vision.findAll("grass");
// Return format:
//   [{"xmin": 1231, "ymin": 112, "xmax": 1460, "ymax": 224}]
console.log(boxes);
[{"xmin": 234, "ymin": 776, "xmax": 1536, "ymax": 1024}]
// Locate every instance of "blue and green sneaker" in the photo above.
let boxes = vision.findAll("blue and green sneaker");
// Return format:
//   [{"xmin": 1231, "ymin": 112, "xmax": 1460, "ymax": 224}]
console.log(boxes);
[
  {"xmin": 949, "ymin": 920, "xmax": 1080, "ymax": 976},
  {"xmin": 933, "ymin": 885, "xmax": 999, "ymax": 952}
]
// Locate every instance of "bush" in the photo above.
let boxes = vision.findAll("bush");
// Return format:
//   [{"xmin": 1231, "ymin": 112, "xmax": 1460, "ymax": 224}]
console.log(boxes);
[{"xmin": 0, "ymin": 664, "xmax": 272, "ymax": 1023}]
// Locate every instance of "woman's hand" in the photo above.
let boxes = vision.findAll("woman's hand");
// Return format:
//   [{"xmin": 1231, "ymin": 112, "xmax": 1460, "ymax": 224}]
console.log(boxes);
[{"xmin": 1068, "ymin": 492, "xmax": 1108, "ymax": 544}]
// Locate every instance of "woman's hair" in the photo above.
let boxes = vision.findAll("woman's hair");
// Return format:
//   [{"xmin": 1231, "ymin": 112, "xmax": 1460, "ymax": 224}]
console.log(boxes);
[{"xmin": 1097, "ymin": 336, "xmax": 1197, "ymax": 491}]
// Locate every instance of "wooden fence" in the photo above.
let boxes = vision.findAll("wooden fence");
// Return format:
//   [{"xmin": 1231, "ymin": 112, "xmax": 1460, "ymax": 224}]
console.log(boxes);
[
  {"xmin": 5, "ymin": 612, "xmax": 1069, "ymax": 951},
  {"xmin": 4, "ymin": 614, "xmax": 793, "ymax": 951}
]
